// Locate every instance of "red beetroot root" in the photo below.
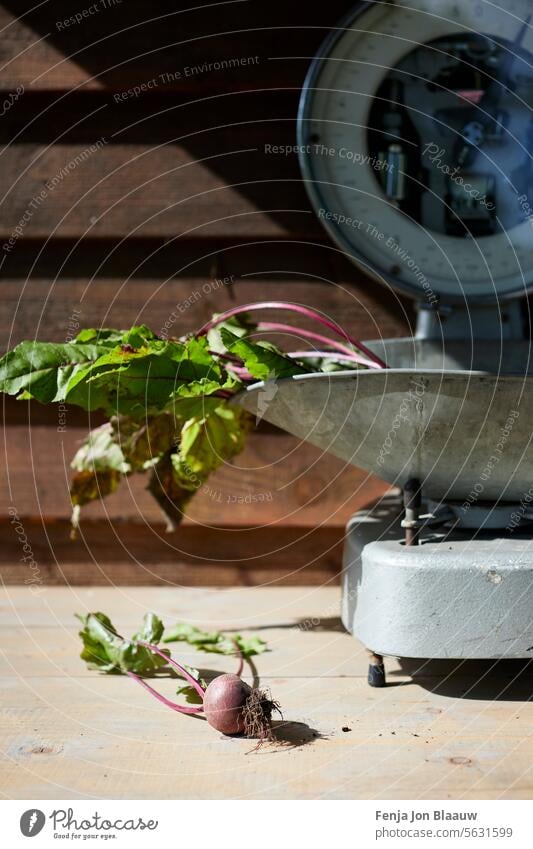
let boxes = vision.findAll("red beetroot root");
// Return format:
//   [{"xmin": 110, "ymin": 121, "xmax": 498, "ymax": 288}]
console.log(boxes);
[
  {"xmin": 203, "ymin": 673, "xmax": 251, "ymax": 734},
  {"xmin": 203, "ymin": 673, "xmax": 281, "ymax": 741},
  {"xmin": 130, "ymin": 644, "xmax": 281, "ymax": 743}
]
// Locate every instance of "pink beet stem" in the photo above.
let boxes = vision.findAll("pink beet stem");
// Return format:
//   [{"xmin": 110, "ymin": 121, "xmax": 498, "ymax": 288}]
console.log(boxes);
[
  {"xmin": 197, "ymin": 301, "xmax": 387, "ymax": 368},
  {"xmin": 134, "ymin": 640, "xmax": 207, "ymax": 697},
  {"xmin": 288, "ymin": 351, "xmax": 367, "ymax": 363},
  {"xmin": 126, "ymin": 670, "xmax": 204, "ymax": 714},
  {"xmin": 226, "ymin": 365, "xmax": 254, "ymax": 381},
  {"xmin": 207, "ymin": 349, "xmax": 242, "ymax": 364},
  {"xmin": 232, "ymin": 639, "xmax": 244, "ymax": 678},
  {"xmin": 207, "ymin": 349, "xmax": 253, "ymax": 382},
  {"xmin": 258, "ymin": 323, "xmax": 380, "ymax": 369}
]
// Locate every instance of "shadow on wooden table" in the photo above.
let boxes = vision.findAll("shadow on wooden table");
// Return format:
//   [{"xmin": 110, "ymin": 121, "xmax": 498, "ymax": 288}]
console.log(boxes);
[
  {"xmin": 150, "ymin": 661, "xmax": 326, "ymax": 749},
  {"xmin": 223, "ymin": 617, "xmax": 346, "ymax": 634},
  {"xmin": 271, "ymin": 720, "xmax": 326, "ymax": 749},
  {"xmin": 392, "ymin": 658, "xmax": 533, "ymax": 701}
]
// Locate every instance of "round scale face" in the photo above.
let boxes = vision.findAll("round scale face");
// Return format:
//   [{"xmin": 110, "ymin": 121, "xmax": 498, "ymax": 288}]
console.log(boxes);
[{"xmin": 298, "ymin": 0, "xmax": 533, "ymax": 301}]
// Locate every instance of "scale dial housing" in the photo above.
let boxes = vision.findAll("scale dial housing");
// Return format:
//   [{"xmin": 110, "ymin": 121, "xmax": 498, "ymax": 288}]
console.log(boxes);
[{"xmin": 298, "ymin": 0, "xmax": 533, "ymax": 302}]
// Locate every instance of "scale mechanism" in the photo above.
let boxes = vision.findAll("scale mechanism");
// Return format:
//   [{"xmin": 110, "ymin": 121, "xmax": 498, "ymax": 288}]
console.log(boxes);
[{"xmin": 239, "ymin": 0, "xmax": 533, "ymax": 684}]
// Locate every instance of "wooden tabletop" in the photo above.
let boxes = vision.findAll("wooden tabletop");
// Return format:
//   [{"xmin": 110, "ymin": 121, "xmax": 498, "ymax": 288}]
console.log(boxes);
[{"xmin": 1, "ymin": 586, "xmax": 533, "ymax": 800}]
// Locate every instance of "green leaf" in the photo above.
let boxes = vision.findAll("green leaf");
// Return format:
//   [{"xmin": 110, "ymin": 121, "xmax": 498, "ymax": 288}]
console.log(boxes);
[
  {"xmin": 111, "ymin": 414, "xmax": 176, "ymax": 472},
  {"xmin": 77, "ymin": 610, "xmax": 269, "ymax": 703},
  {"xmin": 174, "ymin": 374, "xmax": 238, "ymax": 399},
  {"xmin": 234, "ymin": 634, "xmax": 268, "ymax": 658},
  {"xmin": 166, "ymin": 397, "xmax": 222, "ymax": 430},
  {"xmin": 76, "ymin": 612, "xmax": 124, "ymax": 672},
  {"xmin": 163, "ymin": 623, "xmax": 220, "ymax": 645},
  {"xmin": 70, "ymin": 468, "xmax": 122, "ymax": 507},
  {"xmin": 119, "ymin": 639, "xmax": 170, "ymax": 676},
  {"xmin": 71, "ymin": 423, "xmax": 129, "ymax": 474},
  {"xmin": 124, "ymin": 612, "xmax": 171, "ymax": 675},
  {"xmin": 206, "ymin": 314, "xmax": 256, "ymax": 354},
  {"xmin": 0, "ymin": 341, "xmax": 110, "ymax": 406},
  {"xmin": 175, "ymin": 663, "xmax": 207, "ymax": 704},
  {"xmin": 64, "ymin": 343, "xmax": 181, "ymax": 417},
  {"xmin": 68, "ymin": 417, "xmax": 177, "ymax": 532},
  {"xmin": 175, "ymin": 685, "xmax": 204, "ymax": 705},
  {"xmin": 77, "ymin": 611, "xmax": 171, "ymax": 676},
  {"xmin": 69, "ymin": 422, "xmax": 126, "ymax": 524},
  {"xmin": 146, "ymin": 403, "xmax": 251, "ymax": 530},
  {"xmin": 0, "ymin": 317, "xmax": 333, "ymax": 529},
  {"xmin": 163, "ymin": 622, "xmax": 268, "ymax": 660},
  {"xmin": 173, "ymin": 404, "xmax": 250, "ymax": 482},
  {"xmin": 221, "ymin": 329, "xmax": 308, "ymax": 380},
  {"xmin": 121, "ymin": 325, "xmax": 159, "ymax": 347},
  {"xmin": 75, "ymin": 328, "xmax": 125, "ymax": 345},
  {"xmin": 147, "ymin": 450, "xmax": 196, "ymax": 532},
  {"xmin": 132, "ymin": 612, "xmax": 164, "ymax": 644},
  {"xmin": 64, "ymin": 336, "xmax": 233, "ymax": 419}
]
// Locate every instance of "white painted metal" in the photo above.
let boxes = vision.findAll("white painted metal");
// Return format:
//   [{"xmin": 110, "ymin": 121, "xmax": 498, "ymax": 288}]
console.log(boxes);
[
  {"xmin": 238, "ymin": 367, "xmax": 532, "ymax": 503},
  {"xmin": 341, "ymin": 494, "xmax": 533, "ymax": 658}
]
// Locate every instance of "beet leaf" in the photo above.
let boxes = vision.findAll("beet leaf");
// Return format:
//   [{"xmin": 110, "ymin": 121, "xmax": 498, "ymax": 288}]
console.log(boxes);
[
  {"xmin": 76, "ymin": 611, "xmax": 269, "ymax": 707},
  {"xmin": 0, "ymin": 305, "xmax": 387, "ymax": 531},
  {"xmin": 76, "ymin": 612, "xmax": 171, "ymax": 676},
  {"xmin": 162, "ymin": 622, "xmax": 268, "ymax": 659}
]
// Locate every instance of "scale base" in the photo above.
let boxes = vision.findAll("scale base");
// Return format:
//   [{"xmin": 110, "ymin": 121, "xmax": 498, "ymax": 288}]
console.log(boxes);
[{"xmin": 342, "ymin": 493, "xmax": 533, "ymax": 675}]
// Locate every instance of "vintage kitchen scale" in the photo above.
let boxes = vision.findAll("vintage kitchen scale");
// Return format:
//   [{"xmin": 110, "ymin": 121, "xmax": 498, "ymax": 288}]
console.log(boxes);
[{"xmin": 239, "ymin": 0, "xmax": 533, "ymax": 685}]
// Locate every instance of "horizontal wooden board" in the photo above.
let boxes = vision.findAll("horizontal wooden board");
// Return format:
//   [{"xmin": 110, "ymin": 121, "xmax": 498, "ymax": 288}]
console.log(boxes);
[
  {"xmin": 0, "ymin": 1, "xmax": 352, "ymax": 92},
  {"xmin": 0, "ymin": 148, "xmax": 310, "ymax": 241},
  {"xmin": 0, "ymin": 624, "xmax": 378, "ymax": 680},
  {"xmin": 0, "ymin": 414, "xmax": 387, "ymax": 525},
  {"xmin": 0, "ymin": 86, "xmax": 432, "ymax": 243},
  {"xmin": 0, "ymin": 519, "xmax": 348, "ymax": 585},
  {"xmin": 8, "ymin": 672, "xmax": 531, "ymax": 800},
  {"xmin": 0, "ymin": 239, "xmax": 412, "ymax": 350},
  {"xmin": 2, "ymin": 588, "xmax": 533, "ymax": 800},
  {"xmin": 0, "ymin": 90, "xmax": 326, "ymax": 240},
  {"xmin": 0, "ymin": 585, "xmax": 346, "ymax": 627}
]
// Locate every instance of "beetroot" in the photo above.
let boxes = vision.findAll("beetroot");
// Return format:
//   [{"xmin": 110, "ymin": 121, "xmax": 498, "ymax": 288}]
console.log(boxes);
[
  {"xmin": 203, "ymin": 674, "xmax": 250, "ymax": 734},
  {"xmin": 129, "ymin": 642, "xmax": 281, "ymax": 744}
]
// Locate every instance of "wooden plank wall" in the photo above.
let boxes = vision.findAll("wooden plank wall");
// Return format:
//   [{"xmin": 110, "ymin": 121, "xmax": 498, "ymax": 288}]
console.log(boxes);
[{"xmin": 0, "ymin": 0, "xmax": 412, "ymax": 585}]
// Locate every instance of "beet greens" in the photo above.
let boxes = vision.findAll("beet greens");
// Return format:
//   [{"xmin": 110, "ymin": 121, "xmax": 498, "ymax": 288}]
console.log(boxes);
[
  {"xmin": 77, "ymin": 611, "xmax": 278, "ymax": 741},
  {"xmin": 0, "ymin": 303, "xmax": 387, "ymax": 531}
]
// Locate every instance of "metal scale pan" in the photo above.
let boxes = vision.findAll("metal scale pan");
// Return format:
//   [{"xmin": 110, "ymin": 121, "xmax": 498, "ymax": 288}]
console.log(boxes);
[{"xmin": 238, "ymin": 367, "xmax": 533, "ymax": 504}]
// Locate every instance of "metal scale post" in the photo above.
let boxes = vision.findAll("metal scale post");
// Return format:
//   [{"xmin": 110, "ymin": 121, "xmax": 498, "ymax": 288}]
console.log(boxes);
[{"xmin": 341, "ymin": 300, "xmax": 533, "ymax": 687}]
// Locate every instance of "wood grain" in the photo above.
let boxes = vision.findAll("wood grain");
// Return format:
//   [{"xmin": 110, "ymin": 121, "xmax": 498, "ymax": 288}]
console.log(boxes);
[
  {"xmin": 0, "ymin": 240, "xmax": 412, "ymax": 350},
  {"xmin": 0, "ymin": 625, "xmax": 376, "ymax": 679},
  {"xmin": 0, "ymin": 1, "xmax": 353, "ymax": 92},
  {"xmin": 0, "ymin": 0, "xmax": 414, "ymax": 584},
  {"xmin": 0, "ymin": 585, "xmax": 351, "ymax": 627},
  {"xmin": 0, "ymin": 145, "xmax": 310, "ymax": 241},
  {"xmin": 0, "ymin": 518, "xmax": 349, "ymax": 586},
  {"xmin": 0, "ymin": 418, "xmax": 387, "ymax": 524},
  {"xmin": 1, "ymin": 586, "xmax": 532, "ymax": 800},
  {"xmin": 0, "ymin": 89, "xmax": 321, "ymax": 240}
]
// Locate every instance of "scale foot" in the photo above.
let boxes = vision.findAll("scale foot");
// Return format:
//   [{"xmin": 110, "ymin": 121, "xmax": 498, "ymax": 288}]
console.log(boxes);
[{"xmin": 367, "ymin": 652, "xmax": 386, "ymax": 687}]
